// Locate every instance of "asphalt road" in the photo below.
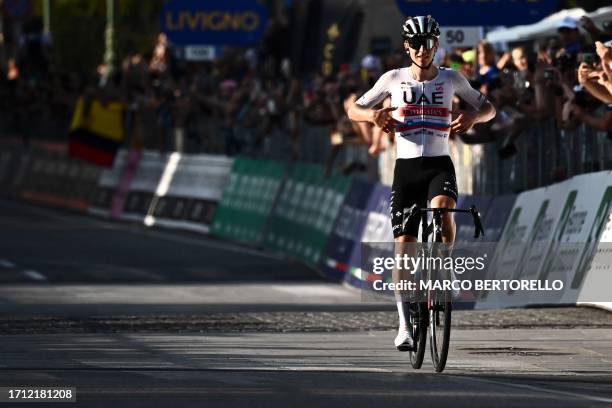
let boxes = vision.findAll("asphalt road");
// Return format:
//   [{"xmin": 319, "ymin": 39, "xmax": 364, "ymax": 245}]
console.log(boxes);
[{"xmin": 1, "ymin": 199, "xmax": 611, "ymax": 407}]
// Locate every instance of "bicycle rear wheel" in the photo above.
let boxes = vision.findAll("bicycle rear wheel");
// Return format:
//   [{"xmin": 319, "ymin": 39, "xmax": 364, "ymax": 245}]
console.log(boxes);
[
  {"xmin": 429, "ymin": 292, "xmax": 452, "ymax": 372},
  {"xmin": 409, "ymin": 302, "xmax": 427, "ymax": 369}
]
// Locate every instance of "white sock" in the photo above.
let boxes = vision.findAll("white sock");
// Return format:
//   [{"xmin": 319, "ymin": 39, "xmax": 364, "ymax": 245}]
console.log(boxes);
[{"xmin": 396, "ymin": 301, "xmax": 410, "ymax": 330}]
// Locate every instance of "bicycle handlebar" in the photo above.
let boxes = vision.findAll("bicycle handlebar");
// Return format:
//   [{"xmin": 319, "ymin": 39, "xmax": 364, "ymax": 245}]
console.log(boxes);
[{"xmin": 402, "ymin": 204, "xmax": 485, "ymax": 239}]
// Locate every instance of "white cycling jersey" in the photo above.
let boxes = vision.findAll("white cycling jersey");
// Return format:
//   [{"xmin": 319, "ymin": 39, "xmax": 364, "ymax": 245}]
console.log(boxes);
[{"xmin": 356, "ymin": 67, "xmax": 486, "ymax": 159}]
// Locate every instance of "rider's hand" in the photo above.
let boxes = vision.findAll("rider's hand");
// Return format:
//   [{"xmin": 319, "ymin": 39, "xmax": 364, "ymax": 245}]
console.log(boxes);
[
  {"xmin": 372, "ymin": 106, "xmax": 401, "ymax": 133},
  {"xmin": 450, "ymin": 110, "xmax": 478, "ymax": 134}
]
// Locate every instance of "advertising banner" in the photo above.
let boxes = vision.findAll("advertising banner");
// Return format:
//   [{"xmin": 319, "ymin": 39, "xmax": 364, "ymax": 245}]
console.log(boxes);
[
  {"xmin": 147, "ymin": 153, "xmax": 233, "ymax": 233},
  {"xmin": 264, "ymin": 163, "xmax": 351, "ymax": 266},
  {"xmin": 577, "ymin": 173, "xmax": 612, "ymax": 309},
  {"xmin": 455, "ymin": 195, "xmax": 492, "ymax": 243},
  {"xmin": 476, "ymin": 186, "xmax": 549, "ymax": 309},
  {"xmin": 0, "ymin": 147, "xmax": 30, "ymax": 199},
  {"xmin": 211, "ymin": 157, "xmax": 286, "ymax": 245},
  {"xmin": 120, "ymin": 151, "xmax": 169, "ymax": 222},
  {"xmin": 481, "ymin": 194, "xmax": 517, "ymax": 242},
  {"xmin": 395, "ymin": 0, "xmax": 557, "ymax": 26},
  {"xmin": 18, "ymin": 153, "xmax": 100, "ymax": 212},
  {"xmin": 343, "ymin": 183, "xmax": 394, "ymax": 291},
  {"xmin": 538, "ymin": 171, "xmax": 612, "ymax": 305},
  {"xmin": 89, "ymin": 149, "xmax": 128, "ymax": 217},
  {"xmin": 161, "ymin": 0, "xmax": 268, "ymax": 46},
  {"xmin": 319, "ymin": 179, "xmax": 375, "ymax": 280}
]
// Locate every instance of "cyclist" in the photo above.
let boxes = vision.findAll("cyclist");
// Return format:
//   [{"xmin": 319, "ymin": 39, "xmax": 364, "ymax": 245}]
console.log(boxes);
[{"xmin": 347, "ymin": 15, "xmax": 496, "ymax": 351}]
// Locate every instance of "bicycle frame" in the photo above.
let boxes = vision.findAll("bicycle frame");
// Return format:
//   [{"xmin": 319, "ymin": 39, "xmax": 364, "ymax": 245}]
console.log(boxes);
[{"xmin": 402, "ymin": 204, "xmax": 484, "ymax": 372}]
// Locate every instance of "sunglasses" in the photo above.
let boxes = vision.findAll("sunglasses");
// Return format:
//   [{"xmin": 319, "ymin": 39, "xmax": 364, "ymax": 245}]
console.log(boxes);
[{"xmin": 407, "ymin": 36, "xmax": 437, "ymax": 51}]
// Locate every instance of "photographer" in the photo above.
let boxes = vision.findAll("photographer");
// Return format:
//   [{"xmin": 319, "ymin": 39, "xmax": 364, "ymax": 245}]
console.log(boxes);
[{"xmin": 570, "ymin": 44, "xmax": 612, "ymax": 132}]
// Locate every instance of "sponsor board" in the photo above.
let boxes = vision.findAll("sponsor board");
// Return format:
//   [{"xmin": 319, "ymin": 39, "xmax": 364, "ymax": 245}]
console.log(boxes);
[
  {"xmin": 264, "ymin": 163, "xmax": 351, "ymax": 266},
  {"xmin": 211, "ymin": 157, "xmax": 286, "ymax": 245},
  {"xmin": 343, "ymin": 184, "xmax": 395, "ymax": 291},
  {"xmin": 146, "ymin": 153, "xmax": 233, "ymax": 232},
  {"xmin": 530, "ymin": 172, "xmax": 610, "ymax": 304},
  {"xmin": 476, "ymin": 186, "xmax": 549, "ymax": 309},
  {"xmin": 89, "ymin": 149, "xmax": 128, "ymax": 217},
  {"xmin": 320, "ymin": 179, "xmax": 375, "ymax": 280},
  {"xmin": 455, "ymin": 195, "xmax": 492, "ymax": 243},
  {"xmin": 120, "ymin": 151, "xmax": 170, "ymax": 222}
]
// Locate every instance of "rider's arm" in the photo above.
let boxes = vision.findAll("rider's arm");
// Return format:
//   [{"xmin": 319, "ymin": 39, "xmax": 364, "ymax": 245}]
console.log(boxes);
[{"xmin": 347, "ymin": 71, "xmax": 393, "ymax": 123}]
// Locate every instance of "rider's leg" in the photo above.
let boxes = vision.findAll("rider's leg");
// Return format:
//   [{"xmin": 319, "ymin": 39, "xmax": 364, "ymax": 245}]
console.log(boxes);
[{"xmin": 430, "ymin": 195, "xmax": 456, "ymax": 243}]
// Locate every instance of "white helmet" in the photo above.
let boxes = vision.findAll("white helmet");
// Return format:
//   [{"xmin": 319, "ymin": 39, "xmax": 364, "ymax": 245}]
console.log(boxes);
[{"xmin": 402, "ymin": 15, "xmax": 440, "ymax": 39}]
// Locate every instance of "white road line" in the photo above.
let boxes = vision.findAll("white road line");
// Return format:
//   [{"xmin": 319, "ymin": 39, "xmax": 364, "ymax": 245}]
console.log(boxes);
[
  {"xmin": 451, "ymin": 375, "xmax": 612, "ymax": 404},
  {"xmin": 0, "ymin": 259, "xmax": 15, "ymax": 268},
  {"xmin": 22, "ymin": 270, "xmax": 48, "ymax": 282}
]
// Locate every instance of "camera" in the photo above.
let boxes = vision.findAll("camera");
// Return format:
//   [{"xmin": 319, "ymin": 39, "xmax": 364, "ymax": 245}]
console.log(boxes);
[{"xmin": 578, "ymin": 53, "xmax": 597, "ymax": 66}]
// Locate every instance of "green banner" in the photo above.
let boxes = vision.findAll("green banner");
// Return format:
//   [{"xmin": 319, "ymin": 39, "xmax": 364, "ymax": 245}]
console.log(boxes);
[
  {"xmin": 264, "ymin": 163, "xmax": 352, "ymax": 265},
  {"xmin": 210, "ymin": 157, "xmax": 286, "ymax": 245}
]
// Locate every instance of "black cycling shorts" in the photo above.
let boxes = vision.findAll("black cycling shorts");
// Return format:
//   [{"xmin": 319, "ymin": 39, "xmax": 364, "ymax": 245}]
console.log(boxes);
[{"xmin": 390, "ymin": 156, "xmax": 458, "ymax": 238}]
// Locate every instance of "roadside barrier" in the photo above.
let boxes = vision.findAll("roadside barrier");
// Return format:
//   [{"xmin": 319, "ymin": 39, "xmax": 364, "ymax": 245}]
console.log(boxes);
[
  {"xmin": 211, "ymin": 157, "xmax": 285, "ymax": 245},
  {"xmin": 264, "ymin": 163, "xmax": 352, "ymax": 266},
  {"xmin": 2, "ymin": 144, "xmax": 610, "ymax": 311},
  {"xmin": 0, "ymin": 148, "xmax": 100, "ymax": 212},
  {"xmin": 145, "ymin": 153, "xmax": 233, "ymax": 233},
  {"xmin": 319, "ymin": 178, "xmax": 375, "ymax": 280},
  {"xmin": 119, "ymin": 151, "xmax": 170, "ymax": 223}
]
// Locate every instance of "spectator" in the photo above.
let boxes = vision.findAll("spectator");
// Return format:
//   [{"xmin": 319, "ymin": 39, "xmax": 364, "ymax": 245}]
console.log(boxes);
[
  {"xmin": 556, "ymin": 16, "xmax": 583, "ymax": 59},
  {"xmin": 477, "ymin": 41, "xmax": 500, "ymax": 88}
]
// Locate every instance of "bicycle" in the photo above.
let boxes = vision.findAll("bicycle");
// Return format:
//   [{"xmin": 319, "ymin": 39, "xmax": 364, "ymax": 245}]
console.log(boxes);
[{"xmin": 401, "ymin": 204, "xmax": 484, "ymax": 372}]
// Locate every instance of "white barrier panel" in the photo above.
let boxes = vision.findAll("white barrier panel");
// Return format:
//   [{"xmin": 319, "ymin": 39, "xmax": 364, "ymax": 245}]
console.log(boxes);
[
  {"xmin": 144, "ymin": 153, "xmax": 233, "ymax": 233},
  {"xmin": 120, "ymin": 151, "xmax": 170, "ymax": 222},
  {"xmin": 519, "ymin": 181, "xmax": 579, "ymax": 306},
  {"xmin": 576, "ymin": 172, "xmax": 612, "ymax": 310},
  {"xmin": 539, "ymin": 172, "xmax": 612, "ymax": 306},
  {"xmin": 476, "ymin": 186, "xmax": 549, "ymax": 309},
  {"xmin": 88, "ymin": 149, "xmax": 127, "ymax": 217}
]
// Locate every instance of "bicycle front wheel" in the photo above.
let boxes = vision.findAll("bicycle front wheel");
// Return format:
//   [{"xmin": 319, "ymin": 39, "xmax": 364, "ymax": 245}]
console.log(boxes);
[
  {"xmin": 429, "ymin": 293, "xmax": 452, "ymax": 372},
  {"xmin": 409, "ymin": 302, "xmax": 427, "ymax": 369}
]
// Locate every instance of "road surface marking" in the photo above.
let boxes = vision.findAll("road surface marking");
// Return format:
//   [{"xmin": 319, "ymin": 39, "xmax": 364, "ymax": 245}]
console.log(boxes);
[
  {"xmin": 0, "ymin": 260, "xmax": 15, "ymax": 268},
  {"xmin": 22, "ymin": 270, "xmax": 47, "ymax": 282}
]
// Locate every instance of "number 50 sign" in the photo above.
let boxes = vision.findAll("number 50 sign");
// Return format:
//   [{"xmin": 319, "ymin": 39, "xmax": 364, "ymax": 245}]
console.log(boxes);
[{"xmin": 439, "ymin": 26, "xmax": 483, "ymax": 49}]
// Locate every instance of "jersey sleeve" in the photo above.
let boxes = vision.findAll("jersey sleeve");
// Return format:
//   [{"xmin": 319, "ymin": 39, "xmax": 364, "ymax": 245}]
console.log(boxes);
[
  {"xmin": 450, "ymin": 69, "xmax": 487, "ymax": 109},
  {"xmin": 355, "ymin": 70, "xmax": 394, "ymax": 108}
]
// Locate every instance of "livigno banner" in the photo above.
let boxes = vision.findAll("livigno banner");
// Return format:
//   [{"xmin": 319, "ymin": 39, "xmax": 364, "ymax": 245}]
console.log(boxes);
[{"xmin": 211, "ymin": 157, "xmax": 286, "ymax": 245}]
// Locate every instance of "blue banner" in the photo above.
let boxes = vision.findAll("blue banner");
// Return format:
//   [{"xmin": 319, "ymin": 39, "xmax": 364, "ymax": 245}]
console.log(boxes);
[
  {"xmin": 455, "ymin": 195, "xmax": 492, "ymax": 243},
  {"xmin": 320, "ymin": 179, "xmax": 375, "ymax": 280},
  {"xmin": 395, "ymin": 0, "xmax": 558, "ymax": 26},
  {"xmin": 344, "ymin": 184, "xmax": 395, "ymax": 291},
  {"xmin": 483, "ymin": 194, "xmax": 517, "ymax": 241},
  {"xmin": 161, "ymin": 0, "xmax": 268, "ymax": 46}
]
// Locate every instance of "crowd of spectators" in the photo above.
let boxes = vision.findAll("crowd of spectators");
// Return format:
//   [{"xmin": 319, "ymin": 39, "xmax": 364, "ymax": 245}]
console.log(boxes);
[
  {"xmin": 1, "ymin": 14, "xmax": 611, "ymax": 178},
  {"xmin": 453, "ymin": 16, "xmax": 612, "ymax": 161}
]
